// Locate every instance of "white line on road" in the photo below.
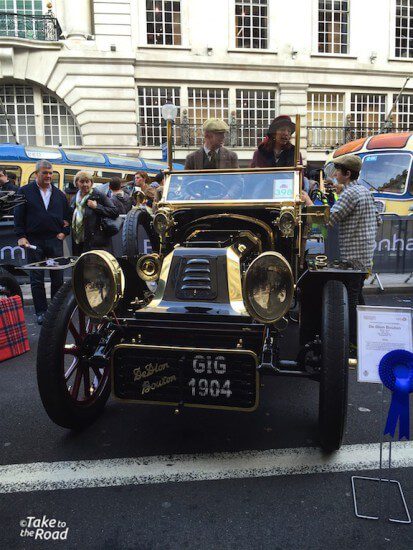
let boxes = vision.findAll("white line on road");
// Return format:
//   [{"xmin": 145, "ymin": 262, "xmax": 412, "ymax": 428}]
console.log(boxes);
[{"xmin": 1, "ymin": 441, "xmax": 412, "ymax": 494}]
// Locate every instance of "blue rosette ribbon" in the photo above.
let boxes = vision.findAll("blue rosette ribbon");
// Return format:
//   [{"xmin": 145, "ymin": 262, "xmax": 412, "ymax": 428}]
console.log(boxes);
[{"xmin": 379, "ymin": 349, "xmax": 413, "ymax": 441}]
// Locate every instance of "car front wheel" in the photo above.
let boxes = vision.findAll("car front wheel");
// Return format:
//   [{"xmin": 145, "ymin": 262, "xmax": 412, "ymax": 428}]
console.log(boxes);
[{"xmin": 37, "ymin": 281, "xmax": 111, "ymax": 429}]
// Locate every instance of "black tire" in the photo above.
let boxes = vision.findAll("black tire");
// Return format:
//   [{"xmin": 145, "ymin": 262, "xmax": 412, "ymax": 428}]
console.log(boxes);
[
  {"xmin": 318, "ymin": 280, "xmax": 349, "ymax": 452},
  {"xmin": 37, "ymin": 281, "xmax": 110, "ymax": 429},
  {"xmin": 0, "ymin": 267, "xmax": 23, "ymax": 303},
  {"xmin": 122, "ymin": 207, "xmax": 159, "ymax": 259}
]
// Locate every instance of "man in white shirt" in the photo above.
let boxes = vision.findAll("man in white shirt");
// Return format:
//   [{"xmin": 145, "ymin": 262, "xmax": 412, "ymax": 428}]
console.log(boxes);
[{"xmin": 14, "ymin": 160, "xmax": 71, "ymax": 324}]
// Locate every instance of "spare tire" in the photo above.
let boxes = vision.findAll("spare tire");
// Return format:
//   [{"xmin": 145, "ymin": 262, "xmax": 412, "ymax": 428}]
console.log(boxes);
[
  {"xmin": 0, "ymin": 267, "xmax": 23, "ymax": 303},
  {"xmin": 122, "ymin": 207, "xmax": 159, "ymax": 259}
]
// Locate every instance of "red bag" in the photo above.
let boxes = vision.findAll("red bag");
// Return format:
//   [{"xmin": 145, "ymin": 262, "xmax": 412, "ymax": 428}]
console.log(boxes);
[{"xmin": 0, "ymin": 295, "xmax": 30, "ymax": 362}]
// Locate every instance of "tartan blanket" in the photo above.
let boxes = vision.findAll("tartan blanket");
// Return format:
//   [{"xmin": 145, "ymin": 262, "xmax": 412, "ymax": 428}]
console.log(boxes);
[{"xmin": 0, "ymin": 295, "xmax": 30, "ymax": 362}]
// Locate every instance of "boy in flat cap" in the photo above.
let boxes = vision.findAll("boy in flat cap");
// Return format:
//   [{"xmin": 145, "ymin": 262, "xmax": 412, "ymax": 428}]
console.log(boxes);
[
  {"xmin": 184, "ymin": 118, "xmax": 239, "ymax": 170},
  {"xmin": 302, "ymin": 154, "xmax": 381, "ymax": 350}
]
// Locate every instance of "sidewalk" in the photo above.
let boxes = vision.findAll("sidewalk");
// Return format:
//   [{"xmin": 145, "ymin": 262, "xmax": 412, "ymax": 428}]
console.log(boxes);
[{"xmin": 21, "ymin": 273, "xmax": 412, "ymax": 305}]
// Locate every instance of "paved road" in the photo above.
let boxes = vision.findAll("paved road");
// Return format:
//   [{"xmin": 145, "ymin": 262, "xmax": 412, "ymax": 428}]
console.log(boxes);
[{"xmin": 0, "ymin": 292, "xmax": 412, "ymax": 549}]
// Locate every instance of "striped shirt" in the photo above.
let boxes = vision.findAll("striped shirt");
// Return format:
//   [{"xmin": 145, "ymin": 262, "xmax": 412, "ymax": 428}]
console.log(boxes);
[{"xmin": 329, "ymin": 181, "xmax": 381, "ymax": 270}]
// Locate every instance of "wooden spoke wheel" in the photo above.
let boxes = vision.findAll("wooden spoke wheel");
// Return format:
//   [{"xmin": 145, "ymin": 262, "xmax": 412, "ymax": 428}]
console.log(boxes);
[{"xmin": 37, "ymin": 281, "xmax": 111, "ymax": 429}]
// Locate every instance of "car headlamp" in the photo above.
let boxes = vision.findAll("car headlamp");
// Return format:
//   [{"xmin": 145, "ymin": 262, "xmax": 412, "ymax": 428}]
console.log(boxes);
[
  {"xmin": 153, "ymin": 208, "xmax": 174, "ymax": 236},
  {"xmin": 72, "ymin": 251, "xmax": 125, "ymax": 319},
  {"xmin": 136, "ymin": 254, "xmax": 161, "ymax": 282},
  {"xmin": 278, "ymin": 207, "xmax": 296, "ymax": 238},
  {"xmin": 243, "ymin": 252, "xmax": 294, "ymax": 324}
]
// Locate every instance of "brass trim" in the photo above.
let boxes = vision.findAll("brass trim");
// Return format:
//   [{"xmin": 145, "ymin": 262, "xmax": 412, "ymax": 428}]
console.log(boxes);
[
  {"xmin": 149, "ymin": 250, "xmax": 174, "ymax": 307},
  {"xmin": 72, "ymin": 250, "xmax": 125, "ymax": 319},
  {"xmin": 111, "ymin": 344, "xmax": 259, "ymax": 412},
  {"xmin": 160, "ymin": 168, "xmax": 301, "ymax": 209},
  {"xmin": 226, "ymin": 246, "xmax": 247, "ymax": 315},
  {"xmin": 181, "ymin": 213, "xmax": 275, "ymax": 248}
]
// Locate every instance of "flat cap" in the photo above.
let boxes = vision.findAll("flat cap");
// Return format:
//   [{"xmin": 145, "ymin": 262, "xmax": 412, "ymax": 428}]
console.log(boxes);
[
  {"xmin": 203, "ymin": 118, "xmax": 229, "ymax": 132},
  {"xmin": 334, "ymin": 154, "xmax": 362, "ymax": 173}
]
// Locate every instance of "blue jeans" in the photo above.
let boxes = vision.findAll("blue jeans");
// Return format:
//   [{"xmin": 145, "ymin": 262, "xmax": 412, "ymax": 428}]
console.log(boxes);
[{"xmin": 28, "ymin": 237, "xmax": 64, "ymax": 314}]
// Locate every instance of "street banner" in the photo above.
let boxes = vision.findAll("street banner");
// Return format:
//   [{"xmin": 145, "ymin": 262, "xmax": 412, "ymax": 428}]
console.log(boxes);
[{"xmin": 357, "ymin": 306, "xmax": 413, "ymax": 383}]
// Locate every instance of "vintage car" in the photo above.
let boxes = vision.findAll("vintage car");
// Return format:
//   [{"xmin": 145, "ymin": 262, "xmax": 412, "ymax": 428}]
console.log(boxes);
[{"xmin": 36, "ymin": 165, "xmax": 364, "ymax": 452}]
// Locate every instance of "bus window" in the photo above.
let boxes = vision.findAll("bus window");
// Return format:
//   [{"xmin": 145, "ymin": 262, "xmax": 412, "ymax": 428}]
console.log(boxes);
[
  {"xmin": 25, "ymin": 146, "xmax": 62, "ymax": 160},
  {"xmin": 64, "ymin": 168, "xmax": 80, "ymax": 193},
  {"xmin": 1, "ymin": 165, "xmax": 22, "ymax": 186},
  {"xmin": 29, "ymin": 171, "xmax": 60, "ymax": 187},
  {"xmin": 65, "ymin": 150, "xmax": 105, "ymax": 164},
  {"xmin": 102, "ymin": 171, "xmax": 122, "ymax": 179},
  {"xmin": 360, "ymin": 153, "xmax": 411, "ymax": 195}
]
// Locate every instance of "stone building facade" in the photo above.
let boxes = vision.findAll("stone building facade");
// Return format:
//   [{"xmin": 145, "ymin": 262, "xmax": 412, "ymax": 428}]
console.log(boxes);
[{"xmin": 0, "ymin": 0, "xmax": 412, "ymax": 166}]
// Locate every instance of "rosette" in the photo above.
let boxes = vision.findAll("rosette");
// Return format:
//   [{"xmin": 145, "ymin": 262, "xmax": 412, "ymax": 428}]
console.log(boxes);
[{"xmin": 379, "ymin": 349, "xmax": 413, "ymax": 440}]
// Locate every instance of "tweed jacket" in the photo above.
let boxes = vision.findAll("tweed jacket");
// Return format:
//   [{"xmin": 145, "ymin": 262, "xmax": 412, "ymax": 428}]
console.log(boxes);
[{"xmin": 184, "ymin": 146, "xmax": 239, "ymax": 170}]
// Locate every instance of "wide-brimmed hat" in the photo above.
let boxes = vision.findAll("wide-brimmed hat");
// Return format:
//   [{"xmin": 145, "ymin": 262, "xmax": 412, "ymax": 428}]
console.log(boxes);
[
  {"xmin": 203, "ymin": 118, "xmax": 229, "ymax": 132},
  {"xmin": 334, "ymin": 154, "xmax": 362, "ymax": 173},
  {"xmin": 267, "ymin": 115, "xmax": 296, "ymax": 135}
]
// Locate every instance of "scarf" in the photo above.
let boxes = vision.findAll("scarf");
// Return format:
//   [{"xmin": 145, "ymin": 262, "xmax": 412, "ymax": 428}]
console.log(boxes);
[{"xmin": 72, "ymin": 190, "xmax": 91, "ymax": 244}]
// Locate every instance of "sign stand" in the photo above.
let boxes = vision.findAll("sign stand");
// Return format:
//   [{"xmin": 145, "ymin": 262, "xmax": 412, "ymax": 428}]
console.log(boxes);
[
  {"xmin": 351, "ymin": 388, "xmax": 411, "ymax": 523},
  {"xmin": 351, "ymin": 305, "xmax": 412, "ymax": 523},
  {"xmin": 369, "ymin": 272, "xmax": 385, "ymax": 291}
]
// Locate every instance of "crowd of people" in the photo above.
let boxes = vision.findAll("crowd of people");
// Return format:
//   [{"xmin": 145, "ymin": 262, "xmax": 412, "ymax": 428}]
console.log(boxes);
[
  {"xmin": 2, "ymin": 113, "xmax": 380, "ymax": 340},
  {"xmin": 8, "ymin": 161, "xmax": 163, "ymax": 325}
]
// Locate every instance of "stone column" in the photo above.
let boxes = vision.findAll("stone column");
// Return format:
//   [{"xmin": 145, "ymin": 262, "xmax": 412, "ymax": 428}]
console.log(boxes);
[
  {"xmin": 278, "ymin": 83, "xmax": 309, "ymax": 163},
  {"xmin": 60, "ymin": 0, "xmax": 92, "ymax": 39}
]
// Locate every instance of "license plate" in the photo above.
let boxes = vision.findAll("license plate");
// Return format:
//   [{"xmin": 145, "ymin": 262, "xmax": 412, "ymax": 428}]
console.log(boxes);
[{"xmin": 112, "ymin": 345, "xmax": 258, "ymax": 411}]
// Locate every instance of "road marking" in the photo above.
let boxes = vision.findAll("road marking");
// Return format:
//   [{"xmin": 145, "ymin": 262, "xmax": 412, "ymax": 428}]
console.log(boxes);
[{"xmin": 1, "ymin": 441, "xmax": 412, "ymax": 494}]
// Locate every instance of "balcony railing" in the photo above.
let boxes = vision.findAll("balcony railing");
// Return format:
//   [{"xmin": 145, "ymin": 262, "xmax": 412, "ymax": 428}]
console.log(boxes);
[
  {"xmin": 307, "ymin": 125, "xmax": 410, "ymax": 150},
  {"xmin": 137, "ymin": 122, "xmax": 274, "ymax": 149},
  {"xmin": 137, "ymin": 121, "xmax": 412, "ymax": 149},
  {"xmin": 0, "ymin": 12, "xmax": 61, "ymax": 41}
]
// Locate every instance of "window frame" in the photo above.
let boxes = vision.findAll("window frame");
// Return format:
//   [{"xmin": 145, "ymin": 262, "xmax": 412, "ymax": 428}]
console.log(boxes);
[
  {"xmin": 235, "ymin": 88, "xmax": 277, "ymax": 147},
  {"xmin": 393, "ymin": 0, "xmax": 413, "ymax": 59},
  {"xmin": 312, "ymin": 0, "xmax": 353, "ymax": 57},
  {"xmin": 138, "ymin": 0, "xmax": 188, "ymax": 48},
  {"xmin": 137, "ymin": 85, "xmax": 181, "ymax": 147}
]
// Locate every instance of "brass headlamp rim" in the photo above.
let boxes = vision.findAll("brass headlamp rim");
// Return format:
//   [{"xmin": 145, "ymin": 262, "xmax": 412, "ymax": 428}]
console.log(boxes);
[
  {"xmin": 153, "ymin": 207, "xmax": 174, "ymax": 235},
  {"xmin": 242, "ymin": 251, "xmax": 294, "ymax": 325},
  {"xmin": 136, "ymin": 253, "xmax": 161, "ymax": 282},
  {"xmin": 72, "ymin": 250, "xmax": 125, "ymax": 319}
]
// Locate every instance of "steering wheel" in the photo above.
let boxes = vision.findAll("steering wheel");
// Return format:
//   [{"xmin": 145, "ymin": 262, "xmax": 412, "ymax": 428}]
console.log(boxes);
[{"xmin": 184, "ymin": 178, "xmax": 227, "ymax": 200}]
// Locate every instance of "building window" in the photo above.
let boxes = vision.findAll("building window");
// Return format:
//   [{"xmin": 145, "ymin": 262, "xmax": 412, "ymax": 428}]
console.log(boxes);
[
  {"xmin": 235, "ymin": 0, "xmax": 268, "ymax": 49},
  {"xmin": 318, "ymin": 0, "xmax": 349, "ymax": 54},
  {"xmin": 188, "ymin": 88, "xmax": 229, "ymax": 146},
  {"xmin": 395, "ymin": 0, "xmax": 413, "ymax": 58},
  {"xmin": 146, "ymin": 0, "xmax": 182, "ymax": 46},
  {"xmin": 0, "ymin": 84, "xmax": 36, "ymax": 145},
  {"xmin": 137, "ymin": 86, "xmax": 181, "ymax": 146},
  {"xmin": 351, "ymin": 93, "xmax": 386, "ymax": 137},
  {"xmin": 42, "ymin": 94, "xmax": 82, "ymax": 147},
  {"xmin": 307, "ymin": 92, "xmax": 345, "ymax": 148},
  {"xmin": 394, "ymin": 94, "xmax": 413, "ymax": 130},
  {"xmin": 0, "ymin": 0, "xmax": 43, "ymax": 14},
  {"xmin": 236, "ymin": 89, "xmax": 276, "ymax": 146},
  {"xmin": 0, "ymin": 84, "xmax": 81, "ymax": 147}
]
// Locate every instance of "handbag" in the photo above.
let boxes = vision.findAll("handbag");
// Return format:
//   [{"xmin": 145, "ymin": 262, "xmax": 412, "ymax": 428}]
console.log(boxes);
[{"xmin": 100, "ymin": 216, "xmax": 123, "ymax": 237}]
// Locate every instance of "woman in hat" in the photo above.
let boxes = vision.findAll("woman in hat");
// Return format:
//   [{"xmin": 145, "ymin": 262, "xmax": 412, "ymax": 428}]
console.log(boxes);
[{"xmin": 251, "ymin": 115, "xmax": 301, "ymax": 168}]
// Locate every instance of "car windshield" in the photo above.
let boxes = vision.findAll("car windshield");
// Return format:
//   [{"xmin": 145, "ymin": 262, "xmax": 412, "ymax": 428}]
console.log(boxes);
[
  {"xmin": 165, "ymin": 171, "xmax": 298, "ymax": 202},
  {"xmin": 359, "ymin": 153, "xmax": 411, "ymax": 195}
]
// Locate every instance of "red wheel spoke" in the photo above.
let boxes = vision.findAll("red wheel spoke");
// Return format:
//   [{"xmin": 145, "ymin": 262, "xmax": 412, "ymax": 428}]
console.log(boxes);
[
  {"xmin": 64, "ymin": 344, "xmax": 80, "ymax": 355},
  {"xmin": 70, "ymin": 366, "xmax": 83, "ymax": 400},
  {"xmin": 68, "ymin": 321, "xmax": 81, "ymax": 345},
  {"xmin": 65, "ymin": 358, "xmax": 79, "ymax": 381},
  {"xmin": 91, "ymin": 365, "xmax": 103, "ymax": 381},
  {"xmin": 83, "ymin": 367, "xmax": 91, "ymax": 398},
  {"xmin": 78, "ymin": 310, "xmax": 86, "ymax": 338}
]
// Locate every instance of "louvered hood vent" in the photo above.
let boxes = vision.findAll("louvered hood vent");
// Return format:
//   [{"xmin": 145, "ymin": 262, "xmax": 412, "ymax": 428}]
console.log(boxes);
[{"xmin": 176, "ymin": 257, "xmax": 217, "ymax": 301}]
